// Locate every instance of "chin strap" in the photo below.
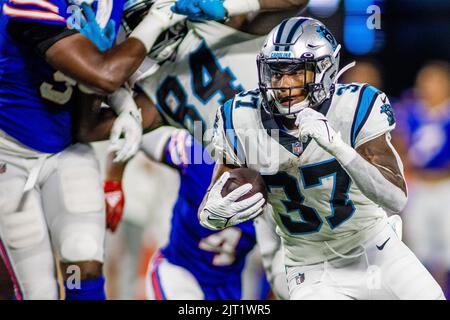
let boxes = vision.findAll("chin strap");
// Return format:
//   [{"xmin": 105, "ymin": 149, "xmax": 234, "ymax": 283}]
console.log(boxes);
[
  {"xmin": 331, "ymin": 42, "xmax": 357, "ymax": 84},
  {"xmin": 334, "ymin": 61, "xmax": 356, "ymax": 84}
]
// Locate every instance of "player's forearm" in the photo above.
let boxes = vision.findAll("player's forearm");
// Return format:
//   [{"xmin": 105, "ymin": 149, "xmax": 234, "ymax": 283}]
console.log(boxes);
[
  {"xmin": 73, "ymin": 91, "xmax": 115, "ymax": 143},
  {"xmin": 341, "ymin": 154, "xmax": 407, "ymax": 213},
  {"xmin": 105, "ymin": 152, "xmax": 127, "ymax": 181},
  {"xmin": 135, "ymin": 92, "xmax": 165, "ymax": 134},
  {"xmin": 94, "ymin": 38, "xmax": 147, "ymax": 93},
  {"xmin": 234, "ymin": 0, "xmax": 308, "ymax": 35},
  {"xmin": 223, "ymin": 0, "xmax": 307, "ymax": 19},
  {"xmin": 331, "ymin": 140, "xmax": 407, "ymax": 213},
  {"xmin": 258, "ymin": 0, "xmax": 309, "ymax": 10},
  {"xmin": 47, "ymin": 36, "xmax": 146, "ymax": 94},
  {"xmin": 77, "ymin": 112, "xmax": 115, "ymax": 143}
]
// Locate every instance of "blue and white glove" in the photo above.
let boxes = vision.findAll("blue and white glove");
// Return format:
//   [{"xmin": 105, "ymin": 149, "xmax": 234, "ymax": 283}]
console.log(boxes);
[
  {"xmin": 74, "ymin": 3, "xmax": 116, "ymax": 52},
  {"xmin": 171, "ymin": 0, "xmax": 260, "ymax": 21},
  {"xmin": 170, "ymin": 0, "xmax": 201, "ymax": 20}
]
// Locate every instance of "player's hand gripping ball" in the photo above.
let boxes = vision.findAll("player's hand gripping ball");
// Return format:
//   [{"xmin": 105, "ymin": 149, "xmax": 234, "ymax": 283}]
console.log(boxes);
[
  {"xmin": 200, "ymin": 168, "xmax": 267, "ymax": 230},
  {"xmin": 221, "ymin": 168, "xmax": 268, "ymax": 201}
]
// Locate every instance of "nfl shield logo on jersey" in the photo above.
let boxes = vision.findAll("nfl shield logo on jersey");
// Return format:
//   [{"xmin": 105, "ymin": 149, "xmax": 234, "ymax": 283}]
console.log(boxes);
[
  {"xmin": 0, "ymin": 163, "xmax": 6, "ymax": 174},
  {"xmin": 295, "ymin": 273, "xmax": 305, "ymax": 285},
  {"xmin": 292, "ymin": 142, "xmax": 303, "ymax": 156}
]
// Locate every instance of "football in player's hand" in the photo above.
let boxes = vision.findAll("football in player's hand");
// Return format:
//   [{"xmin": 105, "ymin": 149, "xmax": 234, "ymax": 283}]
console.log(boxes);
[{"xmin": 221, "ymin": 168, "xmax": 268, "ymax": 202}]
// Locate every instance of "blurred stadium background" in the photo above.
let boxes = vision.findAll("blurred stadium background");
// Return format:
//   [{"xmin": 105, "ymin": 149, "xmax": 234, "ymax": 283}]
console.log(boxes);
[{"xmin": 1, "ymin": 0, "xmax": 449, "ymax": 300}]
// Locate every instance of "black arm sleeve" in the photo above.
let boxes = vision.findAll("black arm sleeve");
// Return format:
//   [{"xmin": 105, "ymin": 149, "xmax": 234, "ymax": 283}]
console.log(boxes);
[{"xmin": 7, "ymin": 20, "xmax": 78, "ymax": 57}]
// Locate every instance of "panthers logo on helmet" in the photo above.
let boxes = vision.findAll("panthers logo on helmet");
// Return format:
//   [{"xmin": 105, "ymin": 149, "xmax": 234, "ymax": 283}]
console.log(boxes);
[{"xmin": 316, "ymin": 25, "xmax": 338, "ymax": 51}]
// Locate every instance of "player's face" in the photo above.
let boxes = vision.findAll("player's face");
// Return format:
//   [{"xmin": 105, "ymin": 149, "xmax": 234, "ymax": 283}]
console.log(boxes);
[{"xmin": 271, "ymin": 68, "xmax": 315, "ymax": 107}]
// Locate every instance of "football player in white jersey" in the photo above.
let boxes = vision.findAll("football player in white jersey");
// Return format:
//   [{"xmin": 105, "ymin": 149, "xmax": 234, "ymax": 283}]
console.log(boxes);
[{"xmin": 199, "ymin": 17, "xmax": 445, "ymax": 300}]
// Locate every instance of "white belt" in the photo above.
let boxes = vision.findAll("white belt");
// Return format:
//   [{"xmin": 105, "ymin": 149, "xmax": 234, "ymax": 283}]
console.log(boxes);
[{"xmin": 23, "ymin": 155, "xmax": 47, "ymax": 193}]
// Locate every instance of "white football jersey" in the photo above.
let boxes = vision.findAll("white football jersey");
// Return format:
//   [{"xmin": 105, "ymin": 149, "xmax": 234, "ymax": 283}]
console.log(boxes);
[
  {"xmin": 138, "ymin": 21, "xmax": 265, "ymax": 140},
  {"xmin": 213, "ymin": 83, "xmax": 399, "ymax": 266}
]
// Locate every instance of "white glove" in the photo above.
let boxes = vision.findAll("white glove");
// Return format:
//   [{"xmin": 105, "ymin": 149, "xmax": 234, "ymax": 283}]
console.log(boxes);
[
  {"xmin": 199, "ymin": 172, "xmax": 266, "ymax": 230},
  {"xmin": 108, "ymin": 88, "xmax": 143, "ymax": 163},
  {"xmin": 295, "ymin": 108, "xmax": 356, "ymax": 165},
  {"xmin": 295, "ymin": 108, "xmax": 337, "ymax": 148},
  {"xmin": 130, "ymin": 0, "xmax": 186, "ymax": 52},
  {"xmin": 149, "ymin": 0, "xmax": 186, "ymax": 29}
]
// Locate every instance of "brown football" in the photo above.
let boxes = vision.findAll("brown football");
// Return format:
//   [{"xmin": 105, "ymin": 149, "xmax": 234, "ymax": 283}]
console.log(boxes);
[{"xmin": 221, "ymin": 168, "xmax": 268, "ymax": 202}]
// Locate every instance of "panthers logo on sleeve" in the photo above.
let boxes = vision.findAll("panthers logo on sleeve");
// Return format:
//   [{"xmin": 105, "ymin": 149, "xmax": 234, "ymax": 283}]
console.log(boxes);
[{"xmin": 380, "ymin": 100, "xmax": 395, "ymax": 126}]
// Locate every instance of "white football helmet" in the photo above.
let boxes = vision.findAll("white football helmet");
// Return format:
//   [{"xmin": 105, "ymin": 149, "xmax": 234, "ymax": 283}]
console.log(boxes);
[{"xmin": 257, "ymin": 17, "xmax": 344, "ymax": 118}]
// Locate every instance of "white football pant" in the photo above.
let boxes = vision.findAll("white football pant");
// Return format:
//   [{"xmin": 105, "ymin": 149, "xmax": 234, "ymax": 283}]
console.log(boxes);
[
  {"xmin": 286, "ymin": 221, "xmax": 445, "ymax": 300},
  {"xmin": 0, "ymin": 130, "xmax": 105, "ymax": 300}
]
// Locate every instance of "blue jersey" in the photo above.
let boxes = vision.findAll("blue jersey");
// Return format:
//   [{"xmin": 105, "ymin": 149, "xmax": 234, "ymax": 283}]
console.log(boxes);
[
  {"xmin": 160, "ymin": 136, "xmax": 256, "ymax": 292},
  {"xmin": 395, "ymin": 91, "xmax": 450, "ymax": 170},
  {"xmin": 0, "ymin": 0, "xmax": 124, "ymax": 153}
]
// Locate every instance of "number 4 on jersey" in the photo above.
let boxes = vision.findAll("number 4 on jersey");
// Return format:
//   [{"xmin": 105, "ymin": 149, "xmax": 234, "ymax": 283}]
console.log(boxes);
[
  {"xmin": 199, "ymin": 228, "xmax": 242, "ymax": 266},
  {"xmin": 189, "ymin": 41, "xmax": 243, "ymax": 105}
]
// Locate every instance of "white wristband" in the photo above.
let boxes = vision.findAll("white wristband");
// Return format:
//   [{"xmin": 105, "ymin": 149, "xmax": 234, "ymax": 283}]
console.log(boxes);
[
  {"xmin": 327, "ymin": 133, "xmax": 358, "ymax": 167},
  {"xmin": 224, "ymin": 0, "xmax": 261, "ymax": 17},
  {"xmin": 108, "ymin": 87, "xmax": 136, "ymax": 114}
]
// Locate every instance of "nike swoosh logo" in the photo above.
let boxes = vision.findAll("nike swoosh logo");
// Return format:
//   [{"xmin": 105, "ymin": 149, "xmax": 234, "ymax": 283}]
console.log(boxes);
[
  {"xmin": 307, "ymin": 44, "xmax": 323, "ymax": 49},
  {"xmin": 207, "ymin": 216, "xmax": 224, "ymax": 223},
  {"xmin": 376, "ymin": 237, "xmax": 390, "ymax": 250},
  {"xmin": 205, "ymin": 210, "xmax": 229, "ymax": 225}
]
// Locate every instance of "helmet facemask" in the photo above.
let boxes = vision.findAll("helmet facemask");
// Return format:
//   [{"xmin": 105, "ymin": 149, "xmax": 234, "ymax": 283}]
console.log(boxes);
[
  {"xmin": 258, "ymin": 52, "xmax": 339, "ymax": 118},
  {"xmin": 258, "ymin": 55, "xmax": 319, "ymax": 118}
]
